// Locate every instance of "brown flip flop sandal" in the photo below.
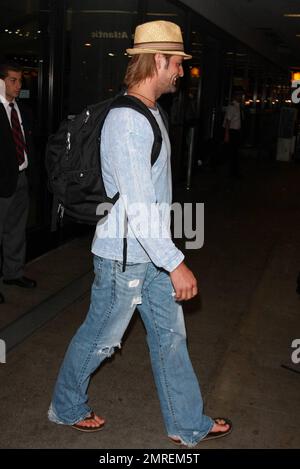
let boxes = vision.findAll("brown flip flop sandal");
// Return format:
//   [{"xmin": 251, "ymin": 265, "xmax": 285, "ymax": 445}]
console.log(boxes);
[
  {"xmin": 169, "ymin": 417, "xmax": 232, "ymax": 446},
  {"xmin": 202, "ymin": 417, "xmax": 232, "ymax": 441}
]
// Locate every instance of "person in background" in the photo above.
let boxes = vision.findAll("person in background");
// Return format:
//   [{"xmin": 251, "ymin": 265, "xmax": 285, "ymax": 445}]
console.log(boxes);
[
  {"xmin": 48, "ymin": 20, "xmax": 232, "ymax": 447},
  {"xmin": 0, "ymin": 77, "xmax": 4, "ymax": 304},
  {"xmin": 0, "ymin": 61, "xmax": 36, "ymax": 304},
  {"xmin": 223, "ymin": 89, "xmax": 244, "ymax": 178}
]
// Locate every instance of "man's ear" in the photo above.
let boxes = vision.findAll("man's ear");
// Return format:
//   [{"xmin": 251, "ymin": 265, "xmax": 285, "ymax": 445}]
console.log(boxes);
[
  {"xmin": 0, "ymin": 78, "xmax": 6, "ymax": 98},
  {"xmin": 154, "ymin": 53, "xmax": 164, "ymax": 70}
]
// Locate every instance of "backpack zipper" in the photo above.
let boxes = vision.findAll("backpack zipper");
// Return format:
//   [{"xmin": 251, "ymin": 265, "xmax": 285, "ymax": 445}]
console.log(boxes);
[
  {"xmin": 65, "ymin": 110, "xmax": 90, "ymax": 159},
  {"xmin": 57, "ymin": 203, "xmax": 65, "ymax": 219},
  {"xmin": 84, "ymin": 109, "xmax": 90, "ymax": 123}
]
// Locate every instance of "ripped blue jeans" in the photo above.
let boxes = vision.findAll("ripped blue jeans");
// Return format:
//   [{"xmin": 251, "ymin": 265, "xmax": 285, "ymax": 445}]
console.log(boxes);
[{"xmin": 48, "ymin": 255, "xmax": 213, "ymax": 446}]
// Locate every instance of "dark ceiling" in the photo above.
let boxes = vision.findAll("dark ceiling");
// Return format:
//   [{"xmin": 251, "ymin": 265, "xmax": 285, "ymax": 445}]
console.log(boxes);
[{"xmin": 219, "ymin": 0, "xmax": 300, "ymax": 68}]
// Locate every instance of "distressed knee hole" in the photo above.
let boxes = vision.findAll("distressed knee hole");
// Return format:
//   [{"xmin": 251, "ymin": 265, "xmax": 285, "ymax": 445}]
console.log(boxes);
[
  {"xmin": 97, "ymin": 343, "xmax": 121, "ymax": 358},
  {"xmin": 169, "ymin": 331, "xmax": 187, "ymax": 351},
  {"xmin": 128, "ymin": 279, "xmax": 139, "ymax": 288}
]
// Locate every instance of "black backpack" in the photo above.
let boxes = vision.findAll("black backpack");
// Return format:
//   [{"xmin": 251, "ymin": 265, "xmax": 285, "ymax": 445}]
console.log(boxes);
[{"xmin": 45, "ymin": 94, "xmax": 168, "ymax": 228}]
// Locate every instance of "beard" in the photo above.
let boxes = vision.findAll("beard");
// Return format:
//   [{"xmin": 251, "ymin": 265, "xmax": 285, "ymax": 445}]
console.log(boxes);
[{"xmin": 166, "ymin": 74, "xmax": 179, "ymax": 94}]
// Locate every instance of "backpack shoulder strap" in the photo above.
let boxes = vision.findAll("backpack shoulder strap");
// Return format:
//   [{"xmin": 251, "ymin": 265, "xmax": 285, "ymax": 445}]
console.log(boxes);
[{"xmin": 110, "ymin": 94, "xmax": 163, "ymax": 166}]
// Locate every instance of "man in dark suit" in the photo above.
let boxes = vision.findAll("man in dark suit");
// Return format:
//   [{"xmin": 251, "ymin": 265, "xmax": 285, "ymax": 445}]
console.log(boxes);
[{"xmin": 0, "ymin": 61, "xmax": 36, "ymax": 304}]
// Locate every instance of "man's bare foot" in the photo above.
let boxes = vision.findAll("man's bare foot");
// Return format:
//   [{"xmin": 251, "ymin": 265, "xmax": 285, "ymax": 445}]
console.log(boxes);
[
  {"xmin": 210, "ymin": 417, "xmax": 230, "ymax": 433},
  {"xmin": 72, "ymin": 412, "xmax": 105, "ymax": 432}
]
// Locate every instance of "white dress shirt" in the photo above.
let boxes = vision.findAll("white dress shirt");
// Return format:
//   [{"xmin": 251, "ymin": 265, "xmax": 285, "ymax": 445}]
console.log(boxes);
[
  {"xmin": 0, "ymin": 94, "xmax": 28, "ymax": 171},
  {"xmin": 223, "ymin": 100, "xmax": 241, "ymax": 130}
]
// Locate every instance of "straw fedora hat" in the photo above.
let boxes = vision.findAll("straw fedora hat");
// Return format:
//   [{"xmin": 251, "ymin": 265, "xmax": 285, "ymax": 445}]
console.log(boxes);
[{"xmin": 126, "ymin": 20, "xmax": 192, "ymax": 60}]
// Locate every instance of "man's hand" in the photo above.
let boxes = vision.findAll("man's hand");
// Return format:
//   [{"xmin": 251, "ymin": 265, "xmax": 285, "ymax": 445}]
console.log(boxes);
[
  {"xmin": 224, "ymin": 129, "xmax": 230, "ymax": 144},
  {"xmin": 170, "ymin": 261, "xmax": 198, "ymax": 301},
  {"xmin": 224, "ymin": 120, "xmax": 230, "ymax": 143}
]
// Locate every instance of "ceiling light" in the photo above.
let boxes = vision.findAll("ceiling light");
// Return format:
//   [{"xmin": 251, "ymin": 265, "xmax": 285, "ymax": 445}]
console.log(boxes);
[
  {"xmin": 190, "ymin": 66, "xmax": 200, "ymax": 78},
  {"xmin": 283, "ymin": 13, "xmax": 300, "ymax": 17},
  {"xmin": 292, "ymin": 71, "xmax": 300, "ymax": 80}
]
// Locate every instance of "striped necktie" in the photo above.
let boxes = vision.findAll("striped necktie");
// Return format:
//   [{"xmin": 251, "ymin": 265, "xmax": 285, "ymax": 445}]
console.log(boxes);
[{"xmin": 9, "ymin": 102, "xmax": 26, "ymax": 165}]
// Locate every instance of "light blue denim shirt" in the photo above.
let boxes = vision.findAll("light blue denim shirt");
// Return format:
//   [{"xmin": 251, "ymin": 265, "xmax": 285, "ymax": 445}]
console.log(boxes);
[{"xmin": 91, "ymin": 106, "xmax": 184, "ymax": 272}]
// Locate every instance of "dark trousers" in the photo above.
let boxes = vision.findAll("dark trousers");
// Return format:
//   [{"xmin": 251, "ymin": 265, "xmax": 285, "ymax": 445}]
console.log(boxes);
[
  {"xmin": 0, "ymin": 172, "xmax": 29, "ymax": 279},
  {"xmin": 228, "ymin": 129, "xmax": 241, "ymax": 177}
]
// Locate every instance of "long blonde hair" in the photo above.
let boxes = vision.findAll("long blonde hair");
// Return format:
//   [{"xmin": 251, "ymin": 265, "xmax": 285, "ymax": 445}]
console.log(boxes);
[{"xmin": 124, "ymin": 54, "xmax": 157, "ymax": 88}]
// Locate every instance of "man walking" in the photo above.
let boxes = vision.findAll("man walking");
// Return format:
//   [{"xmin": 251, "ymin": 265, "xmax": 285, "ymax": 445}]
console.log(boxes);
[
  {"xmin": 48, "ymin": 20, "xmax": 231, "ymax": 447},
  {"xmin": 0, "ymin": 61, "xmax": 36, "ymax": 303},
  {"xmin": 223, "ymin": 89, "xmax": 244, "ymax": 178}
]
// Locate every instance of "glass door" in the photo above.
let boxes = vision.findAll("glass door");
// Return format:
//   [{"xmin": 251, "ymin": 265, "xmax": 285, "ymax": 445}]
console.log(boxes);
[{"xmin": 0, "ymin": 0, "xmax": 50, "ymax": 233}]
